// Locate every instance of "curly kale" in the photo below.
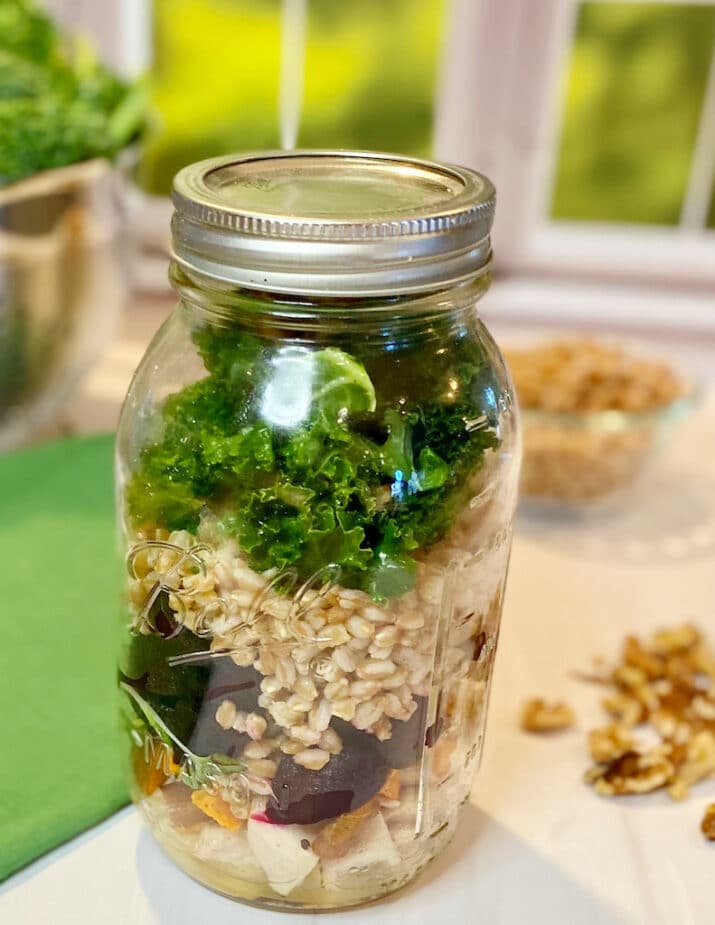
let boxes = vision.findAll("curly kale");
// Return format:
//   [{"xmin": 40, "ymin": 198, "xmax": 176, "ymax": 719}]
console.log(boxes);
[
  {"xmin": 0, "ymin": 0, "xmax": 145, "ymax": 185},
  {"xmin": 126, "ymin": 322, "xmax": 502, "ymax": 599},
  {"xmin": 0, "ymin": 0, "xmax": 56, "ymax": 61}
]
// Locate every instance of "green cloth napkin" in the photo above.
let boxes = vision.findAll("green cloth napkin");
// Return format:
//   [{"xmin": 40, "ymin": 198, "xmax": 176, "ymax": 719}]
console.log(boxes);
[{"xmin": 0, "ymin": 434, "xmax": 128, "ymax": 881}]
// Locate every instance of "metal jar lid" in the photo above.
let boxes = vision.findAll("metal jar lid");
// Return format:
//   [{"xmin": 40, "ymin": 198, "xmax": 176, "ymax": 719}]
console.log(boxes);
[{"xmin": 171, "ymin": 150, "xmax": 495, "ymax": 297}]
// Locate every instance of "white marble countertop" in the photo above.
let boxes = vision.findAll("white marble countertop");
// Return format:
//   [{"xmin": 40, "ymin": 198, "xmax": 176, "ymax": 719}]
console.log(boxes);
[{"xmin": 2, "ymin": 297, "xmax": 715, "ymax": 924}]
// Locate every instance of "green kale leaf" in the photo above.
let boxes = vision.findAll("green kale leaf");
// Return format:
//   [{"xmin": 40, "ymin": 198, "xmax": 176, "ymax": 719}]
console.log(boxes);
[
  {"xmin": 0, "ymin": 0, "xmax": 146, "ymax": 185},
  {"xmin": 126, "ymin": 322, "xmax": 502, "ymax": 599},
  {"xmin": 0, "ymin": 0, "xmax": 56, "ymax": 61}
]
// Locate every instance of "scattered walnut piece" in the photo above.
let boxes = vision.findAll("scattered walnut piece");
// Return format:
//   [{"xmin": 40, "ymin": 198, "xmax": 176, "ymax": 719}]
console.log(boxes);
[
  {"xmin": 623, "ymin": 636, "xmax": 666, "ymax": 680},
  {"xmin": 522, "ymin": 622, "xmax": 715, "ymax": 839},
  {"xmin": 650, "ymin": 624, "xmax": 701, "ymax": 657},
  {"xmin": 581, "ymin": 623, "xmax": 715, "ymax": 809},
  {"xmin": 585, "ymin": 749, "xmax": 674, "ymax": 797},
  {"xmin": 588, "ymin": 724, "xmax": 633, "ymax": 763},
  {"xmin": 692, "ymin": 693, "xmax": 715, "ymax": 722},
  {"xmin": 521, "ymin": 698, "xmax": 575, "ymax": 733},
  {"xmin": 601, "ymin": 691, "xmax": 647, "ymax": 727},
  {"xmin": 701, "ymin": 804, "xmax": 715, "ymax": 841},
  {"xmin": 613, "ymin": 664, "xmax": 649, "ymax": 691},
  {"xmin": 668, "ymin": 731, "xmax": 715, "ymax": 801},
  {"xmin": 690, "ymin": 643, "xmax": 715, "ymax": 680},
  {"xmin": 650, "ymin": 708, "xmax": 692, "ymax": 746}
]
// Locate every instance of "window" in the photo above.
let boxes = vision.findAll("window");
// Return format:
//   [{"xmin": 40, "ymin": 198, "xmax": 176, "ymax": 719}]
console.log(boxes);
[
  {"xmin": 50, "ymin": 0, "xmax": 715, "ymax": 317},
  {"xmin": 140, "ymin": 0, "xmax": 447, "ymax": 195},
  {"xmin": 440, "ymin": 0, "xmax": 715, "ymax": 297},
  {"xmin": 551, "ymin": 3, "xmax": 715, "ymax": 229}
]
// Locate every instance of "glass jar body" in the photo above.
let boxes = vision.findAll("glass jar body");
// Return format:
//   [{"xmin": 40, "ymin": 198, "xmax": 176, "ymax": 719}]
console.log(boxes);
[{"xmin": 116, "ymin": 270, "xmax": 519, "ymax": 910}]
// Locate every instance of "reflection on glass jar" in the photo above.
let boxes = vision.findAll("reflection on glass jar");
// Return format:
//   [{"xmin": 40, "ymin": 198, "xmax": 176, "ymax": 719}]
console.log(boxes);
[{"xmin": 116, "ymin": 151, "xmax": 520, "ymax": 910}]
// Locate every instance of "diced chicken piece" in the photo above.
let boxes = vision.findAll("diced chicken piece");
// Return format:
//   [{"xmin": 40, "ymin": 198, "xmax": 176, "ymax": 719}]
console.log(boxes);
[
  {"xmin": 193, "ymin": 824, "xmax": 267, "ymax": 884},
  {"xmin": 321, "ymin": 812, "xmax": 401, "ymax": 889},
  {"xmin": 247, "ymin": 816, "xmax": 319, "ymax": 897}
]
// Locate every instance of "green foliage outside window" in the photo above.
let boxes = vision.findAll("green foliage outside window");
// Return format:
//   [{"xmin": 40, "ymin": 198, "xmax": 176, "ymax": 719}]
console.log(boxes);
[
  {"xmin": 551, "ymin": 3, "xmax": 715, "ymax": 227},
  {"xmin": 139, "ymin": 0, "xmax": 445, "ymax": 195}
]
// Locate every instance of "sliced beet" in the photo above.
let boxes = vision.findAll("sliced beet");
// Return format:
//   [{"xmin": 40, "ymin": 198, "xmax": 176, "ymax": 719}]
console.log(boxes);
[
  {"xmin": 375, "ymin": 696, "xmax": 430, "ymax": 769},
  {"xmin": 188, "ymin": 656, "xmax": 263, "ymax": 758},
  {"xmin": 187, "ymin": 715, "xmax": 250, "ymax": 759},
  {"xmin": 147, "ymin": 589, "xmax": 181, "ymax": 639},
  {"xmin": 202, "ymin": 656, "xmax": 263, "ymax": 712},
  {"xmin": 266, "ymin": 728, "xmax": 387, "ymax": 824}
]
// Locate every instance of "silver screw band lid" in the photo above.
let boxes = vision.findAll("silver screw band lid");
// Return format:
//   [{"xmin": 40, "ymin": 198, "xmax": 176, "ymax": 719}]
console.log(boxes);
[{"xmin": 171, "ymin": 150, "xmax": 495, "ymax": 297}]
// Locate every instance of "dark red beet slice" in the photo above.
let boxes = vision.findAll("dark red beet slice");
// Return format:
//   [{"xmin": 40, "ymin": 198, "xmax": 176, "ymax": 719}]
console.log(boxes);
[
  {"xmin": 375, "ymin": 696, "xmax": 430, "ymax": 769},
  {"xmin": 203, "ymin": 656, "xmax": 263, "ymax": 712},
  {"xmin": 146, "ymin": 589, "xmax": 182, "ymax": 639},
  {"xmin": 266, "ymin": 730, "xmax": 387, "ymax": 824},
  {"xmin": 188, "ymin": 717, "xmax": 250, "ymax": 759},
  {"xmin": 188, "ymin": 657, "xmax": 262, "ymax": 758}
]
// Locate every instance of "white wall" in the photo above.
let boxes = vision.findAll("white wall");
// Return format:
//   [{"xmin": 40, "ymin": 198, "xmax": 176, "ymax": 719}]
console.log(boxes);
[{"xmin": 42, "ymin": 0, "xmax": 150, "ymax": 74}]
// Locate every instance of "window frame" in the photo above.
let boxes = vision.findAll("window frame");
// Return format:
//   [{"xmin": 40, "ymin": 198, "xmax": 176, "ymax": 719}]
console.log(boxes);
[
  {"xmin": 45, "ymin": 0, "xmax": 150, "ymax": 75},
  {"xmin": 437, "ymin": 0, "xmax": 715, "ymax": 290}
]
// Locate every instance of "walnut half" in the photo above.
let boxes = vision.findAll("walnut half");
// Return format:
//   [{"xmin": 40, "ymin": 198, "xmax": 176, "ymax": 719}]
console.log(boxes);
[
  {"xmin": 520, "ymin": 698, "xmax": 575, "ymax": 733},
  {"xmin": 585, "ymin": 749, "xmax": 674, "ymax": 797}
]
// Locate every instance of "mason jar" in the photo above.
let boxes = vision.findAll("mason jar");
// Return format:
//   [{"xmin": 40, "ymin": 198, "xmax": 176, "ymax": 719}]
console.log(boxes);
[{"xmin": 116, "ymin": 151, "xmax": 520, "ymax": 910}]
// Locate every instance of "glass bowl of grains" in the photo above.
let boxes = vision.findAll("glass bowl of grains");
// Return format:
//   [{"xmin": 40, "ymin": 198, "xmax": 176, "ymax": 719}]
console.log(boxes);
[{"xmin": 504, "ymin": 338, "xmax": 700, "ymax": 512}]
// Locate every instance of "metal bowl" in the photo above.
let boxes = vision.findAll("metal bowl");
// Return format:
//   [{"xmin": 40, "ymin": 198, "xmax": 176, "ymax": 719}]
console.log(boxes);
[{"xmin": 0, "ymin": 155, "xmax": 134, "ymax": 451}]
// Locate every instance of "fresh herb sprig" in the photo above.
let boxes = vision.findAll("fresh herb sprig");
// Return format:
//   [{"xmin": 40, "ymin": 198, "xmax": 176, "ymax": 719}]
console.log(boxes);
[{"xmin": 121, "ymin": 682, "xmax": 245, "ymax": 789}]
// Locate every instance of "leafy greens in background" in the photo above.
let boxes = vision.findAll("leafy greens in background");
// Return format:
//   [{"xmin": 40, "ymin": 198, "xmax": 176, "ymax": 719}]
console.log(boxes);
[
  {"xmin": 127, "ymin": 320, "xmax": 499, "ymax": 600},
  {"xmin": 0, "ymin": 0, "xmax": 146, "ymax": 185}
]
